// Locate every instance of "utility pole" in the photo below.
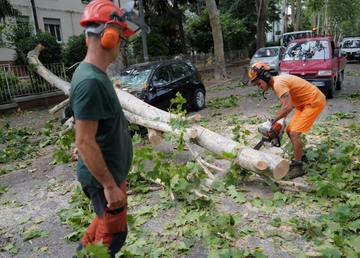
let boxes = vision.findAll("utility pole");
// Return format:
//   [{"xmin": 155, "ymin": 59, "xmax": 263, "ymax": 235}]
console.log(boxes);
[
  {"xmin": 29, "ymin": 0, "xmax": 39, "ymax": 32},
  {"xmin": 138, "ymin": 0, "xmax": 149, "ymax": 62}
]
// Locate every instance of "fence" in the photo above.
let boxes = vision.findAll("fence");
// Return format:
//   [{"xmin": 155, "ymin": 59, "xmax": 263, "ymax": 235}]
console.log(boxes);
[{"xmin": 0, "ymin": 63, "xmax": 65, "ymax": 104}]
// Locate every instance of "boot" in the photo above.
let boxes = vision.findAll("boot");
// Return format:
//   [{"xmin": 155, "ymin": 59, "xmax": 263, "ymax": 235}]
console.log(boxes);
[
  {"xmin": 288, "ymin": 160, "xmax": 305, "ymax": 179},
  {"xmin": 301, "ymin": 154, "xmax": 309, "ymax": 164}
]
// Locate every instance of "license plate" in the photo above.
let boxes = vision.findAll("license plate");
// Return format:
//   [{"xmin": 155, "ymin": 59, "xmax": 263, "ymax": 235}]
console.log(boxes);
[{"xmin": 311, "ymin": 82, "xmax": 325, "ymax": 87}]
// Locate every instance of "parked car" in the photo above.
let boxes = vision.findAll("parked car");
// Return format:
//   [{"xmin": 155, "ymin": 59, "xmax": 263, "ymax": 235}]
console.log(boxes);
[
  {"xmin": 341, "ymin": 36, "xmax": 360, "ymax": 62},
  {"xmin": 114, "ymin": 59, "xmax": 206, "ymax": 111},
  {"xmin": 250, "ymin": 46, "xmax": 285, "ymax": 75}
]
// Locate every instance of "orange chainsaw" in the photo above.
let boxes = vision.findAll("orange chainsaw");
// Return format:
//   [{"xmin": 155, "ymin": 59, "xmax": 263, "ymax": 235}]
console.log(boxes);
[{"xmin": 254, "ymin": 118, "xmax": 286, "ymax": 150}]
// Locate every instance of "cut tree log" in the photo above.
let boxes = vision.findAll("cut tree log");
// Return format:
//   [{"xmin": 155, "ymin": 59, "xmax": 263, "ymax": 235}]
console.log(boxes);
[
  {"xmin": 27, "ymin": 44, "xmax": 289, "ymax": 181},
  {"xmin": 187, "ymin": 114, "xmax": 202, "ymax": 123},
  {"xmin": 148, "ymin": 128, "xmax": 162, "ymax": 145}
]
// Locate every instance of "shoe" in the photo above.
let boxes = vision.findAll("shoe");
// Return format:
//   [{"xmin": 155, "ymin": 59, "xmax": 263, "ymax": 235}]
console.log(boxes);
[
  {"xmin": 287, "ymin": 160, "xmax": 305, "ymax": 179},
  {"xmin": 72, "ymin": 242, "xmax": 84, "ymax": 258},
  {"xmin": 301, "ymin": 154, "xmax": 309, "ymax": 164}
]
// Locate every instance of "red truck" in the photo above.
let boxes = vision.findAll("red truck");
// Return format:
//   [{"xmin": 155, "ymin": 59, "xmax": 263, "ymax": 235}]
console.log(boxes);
[{"xmin": 279, "ymin": 36, "xmax": 347, "ymax": 99}]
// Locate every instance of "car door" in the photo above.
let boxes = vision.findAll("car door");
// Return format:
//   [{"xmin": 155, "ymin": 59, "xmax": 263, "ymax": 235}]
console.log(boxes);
[
  {"xmin": 169, "ymin": 62, "xmax": 194, "ymax": 105},
  {"xmin": 147, "ymin": 65, "xmax": 175, "ymax": 110}
]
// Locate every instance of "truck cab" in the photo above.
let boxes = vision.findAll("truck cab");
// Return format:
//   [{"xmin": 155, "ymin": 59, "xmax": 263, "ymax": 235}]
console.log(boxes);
[{"xmin": 279, "ymin": 36, "xmax": 347, "ymax": 99}]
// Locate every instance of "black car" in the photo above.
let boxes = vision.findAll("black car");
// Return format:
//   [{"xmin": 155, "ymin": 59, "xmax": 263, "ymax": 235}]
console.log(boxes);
[{"xmin": 114, "ymin": 59, "xmax": 206, "ymax": 111}]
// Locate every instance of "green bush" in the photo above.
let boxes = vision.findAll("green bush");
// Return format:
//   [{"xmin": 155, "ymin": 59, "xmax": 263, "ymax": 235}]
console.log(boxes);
[
  {"xmin": 0, "ymin": 70, "xmax": 19, "ymax": 102},
  {"xmin": 61, "ymin": 32, "xmax": 87, "ymax": 67},
  {"xmin": 0, "ymin": 70, "xmax": 19, "ymax": 88}
]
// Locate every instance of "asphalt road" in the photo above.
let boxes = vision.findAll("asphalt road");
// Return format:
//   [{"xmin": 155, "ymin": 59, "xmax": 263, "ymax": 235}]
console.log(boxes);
[{"xmin": 0, "ymin": 62, "xmax": 359, "ymax": 258}]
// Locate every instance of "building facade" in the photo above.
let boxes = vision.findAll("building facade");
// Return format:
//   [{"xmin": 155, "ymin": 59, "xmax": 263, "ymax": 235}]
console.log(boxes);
[{"xmin": 0, "ymin": 0, "xmax": 127, "ymax": 65}]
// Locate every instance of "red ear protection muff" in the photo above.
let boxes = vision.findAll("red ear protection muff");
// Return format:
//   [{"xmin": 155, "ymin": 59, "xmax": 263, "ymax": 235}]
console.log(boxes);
[
  {"xmin": 100, "ymin": 26, "xmax": 119, "ymax": 49},
  {"xmin": 85, "ymin": 26, "xmax": 120, "ymax": 49}
]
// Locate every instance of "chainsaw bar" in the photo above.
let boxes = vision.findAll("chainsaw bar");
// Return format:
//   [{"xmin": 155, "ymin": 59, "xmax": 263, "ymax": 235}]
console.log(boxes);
[{"xmin": 253, "ymin": 139, "xmax": 264, "ymax": 150}]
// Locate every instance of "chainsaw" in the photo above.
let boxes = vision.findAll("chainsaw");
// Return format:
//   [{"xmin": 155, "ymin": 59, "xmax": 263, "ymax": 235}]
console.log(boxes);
[{"xmin": 253, "ymin": 118, "xmax": 285, "ymax": 150}]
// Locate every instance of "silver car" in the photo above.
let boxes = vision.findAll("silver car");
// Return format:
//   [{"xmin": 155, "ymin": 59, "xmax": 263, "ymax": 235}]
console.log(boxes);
[{"xmin": 250, "ymin": 46, "xmax": 285, "ymax": 75}]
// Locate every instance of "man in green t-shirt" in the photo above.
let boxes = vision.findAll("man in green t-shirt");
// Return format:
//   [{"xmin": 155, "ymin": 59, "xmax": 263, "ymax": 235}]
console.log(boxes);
[{"xmin": 69, "ymin": 1, "xmax": 136, "ymax": 256}]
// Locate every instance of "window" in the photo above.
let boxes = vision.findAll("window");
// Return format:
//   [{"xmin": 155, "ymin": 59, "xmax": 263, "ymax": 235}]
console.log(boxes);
[
  {"xmin": 283, "ymin": 40, "xmax": 330, "ymax": 61},
  {"xmin": 343, "ymin": 40, "xmax": 360, "ymax": 48},
  {"xmin": 171, "ymin": 63, "xmax": 192, "ymax": 79},
  {"xmin": 44, "ymin": 18, "xmax": 62, "ymax": 43},
  {"xmin": 152, "ymin": 66, "xmax": 171, "ymax": 85}
]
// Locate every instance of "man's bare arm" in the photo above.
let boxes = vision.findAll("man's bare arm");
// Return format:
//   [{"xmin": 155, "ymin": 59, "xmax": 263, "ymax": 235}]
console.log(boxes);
[
  {"xmin": 75, "ymin": 119, "xmax": 125, "ymax": 207},
  {"xmin": 273, "ymin": 92, "xmax": 293, "ymax": 121}
]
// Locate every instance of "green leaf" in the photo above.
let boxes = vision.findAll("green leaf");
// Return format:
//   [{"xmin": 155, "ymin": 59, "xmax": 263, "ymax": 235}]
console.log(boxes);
[
  {"xmin": 227, "ymin": 185, "xmax": 247, "ymax": 204},
  {"xmin": 269, "ymin": 217, "xmax": 282, "ymax": 227},
  {"xmin": 3, "ymin": 243, "xmax": 20, "ymax": 254},
  {"xmin": 15, "ymin": 216, "xmax": 32, "ymax": 225},
  {"xmin": 321, "ymin": 248, "xmax": 341, "ymax": 258},
  {"xmin": 347, "ymin": 236, "xmax": 360, "ymax": 253},
  {"xmin": 82, "ymin": 241, "xmax": 110, "ymax": 258},
  {"xmin": 348, "ymin": 219, "xmax": 360, "ymax": 232},
  {"xmin": 314, "ymin": 181, "xmax": 341, "ymax": 197}
]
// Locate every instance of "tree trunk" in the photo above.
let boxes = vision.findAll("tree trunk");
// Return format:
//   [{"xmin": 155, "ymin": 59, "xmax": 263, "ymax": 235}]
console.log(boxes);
[
  {"xmin": 294, "ymin": 0, "xmax": 301, "ymax": 31},
  {"xmin": 254, "ymin": 0, "xmax": 270, "ymax": 49},
  {"xmin": 173, "ymin": 0, "xmax": 188, "ymax": 55},
  {"xmin": 291, "ymin": 0, "xmax": 295, "ymax": 30},
  {"xmin": 27, "ymin": 44, "xmax": 290, "ymax": 180},
  {"xmin": 281, "ymin": 0, "xmax": 287, "ymax": 34},
  {"xmin": 204, "ymin": 0, "xmax": 227, "ymax": 80}
]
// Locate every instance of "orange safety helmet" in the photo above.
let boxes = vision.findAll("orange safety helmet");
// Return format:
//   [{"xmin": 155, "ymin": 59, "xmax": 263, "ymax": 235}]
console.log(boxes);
[
  {"xmin": 80, "ymin": 0, "xmax": 134, "ymax": 38},
  {"xmin": 248, "ymin": 62, "xmax": 271, "ymax": 83}
]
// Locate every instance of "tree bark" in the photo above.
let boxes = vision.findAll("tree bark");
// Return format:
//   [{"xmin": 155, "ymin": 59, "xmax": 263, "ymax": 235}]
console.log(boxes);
[
  {"xmin": 295, "ymin": 0, "xmax": 301, "ymax": 31},
  {"xmin": 27, "ymin": 44, "xmax": 290, "ymax": 180},
  {"xmin": 204, "ymin": 0, "xmax": 227, "ymax": 80},
  {"xmin": 281, "ymin": 0, "xmax": 287, "ymax": 35},
  {"xmin": 254, "ymin": 0, "xmax": 270, "ymax": 49},
  {"xmin": 291, "ymin": 0, "xmax": 295, "ymax": 30}
]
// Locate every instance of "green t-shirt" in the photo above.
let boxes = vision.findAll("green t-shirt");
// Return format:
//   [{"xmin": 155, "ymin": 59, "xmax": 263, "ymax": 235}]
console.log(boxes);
[{"xmin": 70, "ymin": 62, "xmax": 133, "ymax": 188}]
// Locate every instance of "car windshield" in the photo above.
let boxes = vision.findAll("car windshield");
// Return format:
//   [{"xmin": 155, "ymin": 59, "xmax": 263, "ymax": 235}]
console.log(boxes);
[
  {"xmin": 283, "ymin": 40, "xmax": 330, "ymax": 61},
  {"xmin": 116, "ymin": 68, "xmax": 152, "ymax": 91},
  {"xmin": 254, "ymin": 48, "xmax": 278, "ymax": 58},
  {"xmin": 343, "ymin": 40, "xmax": 360, "ymax": 48}
]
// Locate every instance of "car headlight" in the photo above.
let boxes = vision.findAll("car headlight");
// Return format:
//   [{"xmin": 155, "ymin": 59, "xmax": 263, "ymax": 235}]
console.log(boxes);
[
  {"xmin": 278, "ymin": 71, "xmax": 289, "ymax": 75},
  {"xmin": 318, "ymin": 70, "xmax": 332, "ymax": 76}
]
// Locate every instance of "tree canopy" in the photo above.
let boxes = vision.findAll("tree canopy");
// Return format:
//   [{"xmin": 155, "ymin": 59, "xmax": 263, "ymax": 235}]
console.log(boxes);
[{"xmin": 0, "ymin": 0, "xmax": 21, "ymax": 23}]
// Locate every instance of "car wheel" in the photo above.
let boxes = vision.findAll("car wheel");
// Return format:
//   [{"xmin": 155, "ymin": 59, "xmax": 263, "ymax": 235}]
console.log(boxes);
[
  {"xmin": 192, "ymin": 88, "xmax": 205, "ymax": 111},
  {"xmin": 336, "ymin": 71, "xmax": 343, "ymax": 90},
  {"xmin": 327, "ymin": 80, "xmax": 336, "ymax": 99}
]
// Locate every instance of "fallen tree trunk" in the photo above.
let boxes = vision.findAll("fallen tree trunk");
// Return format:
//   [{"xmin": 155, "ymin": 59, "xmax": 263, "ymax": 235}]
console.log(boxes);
[{"xmin": 27, "ymin": 44, "xmax": 289, "ymax": 180}]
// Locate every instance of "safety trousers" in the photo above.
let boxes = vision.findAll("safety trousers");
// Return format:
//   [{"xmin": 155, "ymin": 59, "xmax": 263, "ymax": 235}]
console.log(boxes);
[{"xmin": 81, "ymin": 180, "xmax": 128, "ymax": 258}]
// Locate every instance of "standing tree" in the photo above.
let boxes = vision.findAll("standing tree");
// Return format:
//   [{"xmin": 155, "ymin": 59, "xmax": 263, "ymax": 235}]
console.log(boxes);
[
  {"xmin": 254, "ymin": 0, "xmax": 270, "ymax": 49},
  {"xmin": 291, "ymin": 0, "xmax": 302, "ymax": 31},
  {"xmin": 204, "ymin": 0, "xmax": 227, "ymax": 80},
  {"xmin": 0, "ymin": 0, "xmax": 21, "ymax": 22}
]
